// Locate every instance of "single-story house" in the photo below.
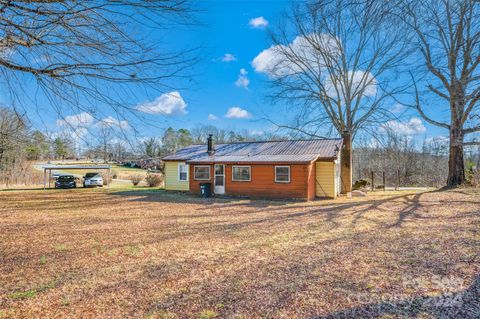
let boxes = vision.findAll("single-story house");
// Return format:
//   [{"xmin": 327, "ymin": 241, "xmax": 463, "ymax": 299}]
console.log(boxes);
[{"xmin": 163, "ymin": 136, "xmax": 347, "ymax": 200}]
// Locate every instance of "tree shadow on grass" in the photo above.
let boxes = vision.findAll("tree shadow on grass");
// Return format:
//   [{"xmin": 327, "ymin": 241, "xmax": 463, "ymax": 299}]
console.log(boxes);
[
  {"xmin": 315, "ymin": 274, "xmax": 479, "ymax": 319},
  {"xmin": 109, "ymin": 189, "xmax": 297, "ymax": 208},
  {"xmin": 106, "ymin": 188, "xmax": 479, "ymax": 233},
  {"xmin": 107, "ymin": 190, "xmax": 425, "ymax": 226}
]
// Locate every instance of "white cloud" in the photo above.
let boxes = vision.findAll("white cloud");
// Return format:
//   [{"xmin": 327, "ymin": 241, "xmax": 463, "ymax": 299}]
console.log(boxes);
[
  {"xmin": 381, "ymin": 117, "xmax": 426, "ymax": 136},
  {"xmin": 208, "ymin": 114, "xmax": 218, "ymax": 121},
  {"xmin": 0, "ymin": 47, "xmax": 14, "ymax": 59},
  {"xmin": 235, "ymin": 68, "xmax": 250, "ymax": 89},
  {"xmin": 221, "ymin": 53, "xmax": 237, "ymax": 62},
  {"xmin": 252, "ymin": 34, "xmax": 340, "ymax": 78},
  {"xmin": 252, "ymin": 35, "xmax": 379, "ymax": 101},
  {"xmin": 324, "ymin": 70, "xmax": 377, "ymax": 100},
  {"xmin": 98, "ymin": 116, "xmax": 130, "ymax": 130},
  {"xmin": 225, "ymin": 106, "xmax": 252, "ymax": 119},
  {"xmin": 425, "ymin": 135, "xmax": 449, "ymax": 145},
  {"xmin": 249, "ymin": 16, "xmax": 269, "ymax": 28},
  {"xmin": 136, "ymin": 91, "xmax": 187, "ymax": 116},
  {"xmin": 391, "ymin": 103, "xmax": 406, "ymax": 114},
  {"xmin": 70, "ymin": 127, "xmax": 88, "ymax": 139},
  {"xmin": 56, "ymin": 112, "xmax": 94, "ymax": 128},
  {"xmin": 249, "ymin": 129, "xmax": 264, "ymax": 136}
]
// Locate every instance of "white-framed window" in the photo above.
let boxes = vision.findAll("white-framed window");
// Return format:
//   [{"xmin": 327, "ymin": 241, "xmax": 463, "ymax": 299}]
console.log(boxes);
[
  {"xmin": 194, "ymin": 165, "xmax": 210, "ymax": 180},
  {"xmin": 178, "ymin": 163, "xmax": 188, "ymax": 181},
  {"xmin": 232, "ymin": 165, "xmax": 251, "ymax": 181},
  {"xmin": 275, "ymin": 166, "xmax": 290, "ymax": 183}
]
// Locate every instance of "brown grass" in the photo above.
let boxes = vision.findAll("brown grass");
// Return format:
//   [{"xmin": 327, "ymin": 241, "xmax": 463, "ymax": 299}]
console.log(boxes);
[{"xmin": 0, "ymin": 188, "xmax": 478, "ymax": 318}]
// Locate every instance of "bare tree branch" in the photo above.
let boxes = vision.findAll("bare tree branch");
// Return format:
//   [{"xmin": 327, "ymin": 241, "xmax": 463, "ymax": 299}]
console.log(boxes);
[
  {"xmin": 262, "ymin": 0, "xmax": 410, "ymax": 139},
  {"xmin": 0, "ymin": 0, "xmax": 199, "ymax": 136},
  {"xmin": 402, "ymin": 0, "xmax": 480, "ymax": 185}
]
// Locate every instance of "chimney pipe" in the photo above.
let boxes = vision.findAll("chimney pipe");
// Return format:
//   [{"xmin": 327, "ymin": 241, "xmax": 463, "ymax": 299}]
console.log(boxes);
[{"xmin": 207, "ymin": 134, "xmax": 215, "ymax": 155}]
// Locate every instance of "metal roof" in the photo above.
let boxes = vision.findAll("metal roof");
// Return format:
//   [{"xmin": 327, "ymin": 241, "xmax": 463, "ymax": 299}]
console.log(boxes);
[
  {"xmin": 42, "ymin": 165, "xmax": 111, "ymax": 170},
  {"xmin": 163, "ymin": 139, "xmax": 343, "ymax": 163}
]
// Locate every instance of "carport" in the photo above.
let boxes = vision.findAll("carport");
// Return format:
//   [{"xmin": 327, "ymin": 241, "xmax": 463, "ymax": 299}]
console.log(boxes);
[{"xmin": 42, "ymin": 164, "xmax": 111, "ymax": 189}]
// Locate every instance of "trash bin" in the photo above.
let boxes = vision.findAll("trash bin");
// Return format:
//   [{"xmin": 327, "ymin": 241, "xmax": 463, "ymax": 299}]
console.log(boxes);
[{"xmin": 200, "ymin": 183, "xmax": 212, "ymax": 198}]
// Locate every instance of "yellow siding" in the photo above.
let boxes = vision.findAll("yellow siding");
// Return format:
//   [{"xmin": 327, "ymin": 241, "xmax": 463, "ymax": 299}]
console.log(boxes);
[
  {"xmin": 315, "ymin": 161, "xmax": 336, "ymax": 198},
  {"xmin": 164, "ymin": 161, "xmax": 189, "ymax": 191}
]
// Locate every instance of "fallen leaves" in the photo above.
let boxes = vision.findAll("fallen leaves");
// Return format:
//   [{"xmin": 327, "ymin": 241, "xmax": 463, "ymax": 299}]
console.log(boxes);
[{"xmin": 0, "ymin": 188, "xmax": 478, "ymax": 318}]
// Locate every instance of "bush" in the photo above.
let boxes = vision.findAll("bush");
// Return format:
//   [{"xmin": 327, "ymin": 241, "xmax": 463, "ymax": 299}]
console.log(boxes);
[
  {"xmin": 110, "ymin": 169, "xmax": 118, "ymax": 179},
  {"xmin": 468, "ymin": 168, "xmax": 480, "ymax": 187},
  {"xmin": 145, "ymin": 173, "xmax": 162, "ymax": 187},
  {"xmin": 131, "ymin": 175, "xmax": 143, "ymax": 186},
  {"xmin": 101, "ymin": 173, "xmax": 112, "ymax": 185},
  {"xmin": 352, "ymin": 179, "xmax": 369, "ymax": 190},
  {"xmin": 466, "ymin": 161, "xmax": 480, "ymax": 187}
]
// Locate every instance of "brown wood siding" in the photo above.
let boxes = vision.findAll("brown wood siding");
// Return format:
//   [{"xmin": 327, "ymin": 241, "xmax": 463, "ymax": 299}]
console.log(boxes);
[
  {"xmin": 189, "ymin": 163, "xmax": 322, "ymax": 200},
  {"xmin": 189, "ymin": 165, "xmax": 213, "ymax": 194},
  {"xmin": 307, "ymin": 163, "xmax": 316, "ymax": 200},
  {"xmin": 223, "ymin": 164, "xmax": 309, "ymax": 200}
]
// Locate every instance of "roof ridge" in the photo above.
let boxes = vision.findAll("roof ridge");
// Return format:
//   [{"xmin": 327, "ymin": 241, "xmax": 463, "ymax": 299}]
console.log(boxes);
[{"xmin": 188, "ymin": 137, "xmax": 343, "ymax": 146}]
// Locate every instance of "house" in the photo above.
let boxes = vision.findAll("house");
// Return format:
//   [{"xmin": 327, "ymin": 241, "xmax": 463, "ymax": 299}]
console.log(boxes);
[{"xmin": 162, "ymin": 135, "xmax": 347, "ymax": 200}]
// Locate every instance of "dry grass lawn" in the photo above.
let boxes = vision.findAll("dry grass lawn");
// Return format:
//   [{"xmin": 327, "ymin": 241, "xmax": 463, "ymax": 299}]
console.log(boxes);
[{"xmin": 0, "ymin": 188, "xmax": 478, "ymax": 318}]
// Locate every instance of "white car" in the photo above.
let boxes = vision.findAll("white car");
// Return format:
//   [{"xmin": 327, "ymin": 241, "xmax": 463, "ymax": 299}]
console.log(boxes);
[{"xmin": 83, "ymin": 173, "xmax": 103, "ymax": 187}]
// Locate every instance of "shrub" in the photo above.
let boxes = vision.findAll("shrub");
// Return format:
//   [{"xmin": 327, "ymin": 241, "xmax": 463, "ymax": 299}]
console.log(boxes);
[
  {"xmin": 465, "ymin": 161, "xmax": 479, "ymax": 187},
  {"xmin": 131, "ymin": 175, "xmax": 143, "ymax": 186},
  {"xmin": 469, "ymin": 169, "xmax": 480, "ymax": 188},
  {"xmin": 352, "ymin": 179, "xmax": 369, "ymax": 190},
  {"xmin": 101, "ymin": 173, "xmax": 112, "ymax": 185},
  {"xmin": 145, "ymin": 173, "xmax": 162, "ymax": 187}
]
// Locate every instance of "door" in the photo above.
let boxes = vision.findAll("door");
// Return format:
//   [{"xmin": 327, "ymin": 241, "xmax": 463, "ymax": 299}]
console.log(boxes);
[
  {"xmin": 214, "ymin": 164, "xmax": 225, "ymax": 194},
  {"xmin": 315, "ymin": 161, "xmax": 336, "ymax": 198}
]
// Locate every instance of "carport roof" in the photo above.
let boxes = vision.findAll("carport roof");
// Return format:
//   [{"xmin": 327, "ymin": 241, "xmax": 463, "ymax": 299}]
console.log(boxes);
[
  {"xmin": 163, "ymin": 139, "xmax": 343, "ymax": 164},
  {"xmin": 42, "ymin": 165, "xmax": 111, "ymax": 170}
]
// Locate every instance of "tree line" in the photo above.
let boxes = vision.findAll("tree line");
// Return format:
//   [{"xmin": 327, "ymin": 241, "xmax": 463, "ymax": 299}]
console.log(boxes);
[
  {"xmin": 1, "ymin": 0, "xmax": 480, "ymax": 188},
  {"xmin": 2, "ymin": 105, "xmax": 479, "ymax": 187},
  {"xmin": 262, "ymin": 0, "xmax": 480, "ymax": 187}
]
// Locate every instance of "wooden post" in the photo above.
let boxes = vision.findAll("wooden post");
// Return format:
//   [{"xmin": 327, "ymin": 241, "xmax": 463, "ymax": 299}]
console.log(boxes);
[
  {"xmin": 397, "ymin": 169, "xmax": 400, "ymax": 190},
  {"xmin": 43, "ymin": 169, "xmax": 46, "ymax": 190},
  {"xmin": 371, "ymin": 171, "xmax": 374, "ymax": 191},
  {"xmin": 382, "ymin": 171, "xmax": 386, "ymax": 191},
  {"xmin": 48, "ymin": 170, "xmax": 51, "ymax": 189}
]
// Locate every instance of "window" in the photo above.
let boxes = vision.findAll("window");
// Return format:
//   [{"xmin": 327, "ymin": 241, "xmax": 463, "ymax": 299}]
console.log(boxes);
[
  {"xmin": 178, "ymin": 163, "xmax": 188, "ymax": 181},
  {"xmin": 194, "ymin": 166, "xmax": 210, "ymax": 180},
  {"xmin": 232, "ymin": 166, "xmax": 251, "ymax": 181},
  {"xmin": 275, "ymin": 166, "xmax": 290, "ymax": 183}
]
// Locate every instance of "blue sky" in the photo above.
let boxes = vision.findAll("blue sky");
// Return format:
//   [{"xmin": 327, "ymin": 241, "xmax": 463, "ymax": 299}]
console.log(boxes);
[{"xmin": 2, "ymin": 0, "xmax": 452, "ymax": 146}]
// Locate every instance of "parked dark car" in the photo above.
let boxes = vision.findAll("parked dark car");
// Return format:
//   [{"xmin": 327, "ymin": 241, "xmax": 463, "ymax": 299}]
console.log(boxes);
[{"xmin": 55, "ymin": 175, "xmax": 77, "ymax": 189}]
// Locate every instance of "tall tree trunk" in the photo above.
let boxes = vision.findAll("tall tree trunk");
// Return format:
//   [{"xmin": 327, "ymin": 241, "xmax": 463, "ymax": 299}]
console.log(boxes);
[
  {"xmin": 341, "ymin": 131, "xmax": 352, "ymax": 193},
  {"xmin": 447, "ymin": 124, "xmax": 465, "ymax": 186}
]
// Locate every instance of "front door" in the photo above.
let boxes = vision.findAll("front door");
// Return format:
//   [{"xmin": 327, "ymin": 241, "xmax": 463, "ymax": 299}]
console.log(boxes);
[{"xmin": 214, "ymin": 164, "xmax": 225, "ymax": 194}]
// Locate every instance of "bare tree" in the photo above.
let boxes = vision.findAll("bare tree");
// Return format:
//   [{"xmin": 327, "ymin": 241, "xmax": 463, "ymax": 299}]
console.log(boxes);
[
  {"xmin": 0, "ymin": 1, "xmax": 197, "ymax": 130},
  {"xmin": 402, "ymin": 0, "xmax": 480, "ymax": 186},
  {"xmin": 99, "ymin": 125, "xmax": 113, "ymax": 163},
  {"xmin": 0, "ymin": 107, "xmax": 30, "ymax": 184},
  {"xmin": 259, "ymin": 0, "xmax": 409, "ymax": 192}
]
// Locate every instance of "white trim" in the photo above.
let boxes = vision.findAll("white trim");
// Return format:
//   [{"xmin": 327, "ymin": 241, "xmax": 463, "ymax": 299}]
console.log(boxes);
[
  {"xmin": 275, "ymin": 165, "xmax": 290, "ymax": 183},
  {"xmin": 232, "ymin": 165, "xmax": 251, "ymax": 182},
  {"xmin": 194, "ymin": 165, "xmax": 211, "ymax": 181},
  {"xmin": 214, "ymin": 164, "xmax": 225, "ymax": 194},
  {"xmin": 178, "ymin": 163, "xmax": 189, "ymax": 181}
]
